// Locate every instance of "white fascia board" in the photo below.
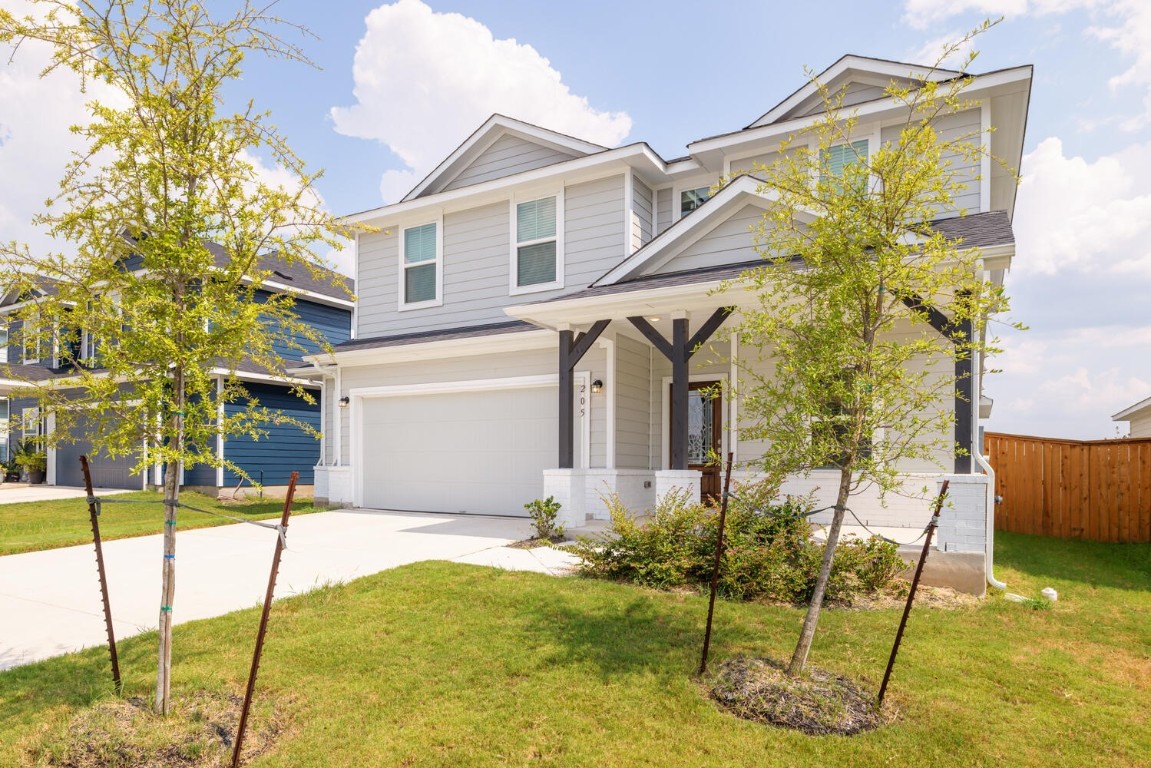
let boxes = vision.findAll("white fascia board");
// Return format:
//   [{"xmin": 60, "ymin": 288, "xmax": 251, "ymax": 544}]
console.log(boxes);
[
  {"xmin": 749, "ymin": 56, "xmax": 960, "ymax": 128},
  {"xmin": 691, "ymin": 67, "xmax": 1033, "ymax": 158},
  {"xmin": 1113, "ymin": 395, "xmax": 1151, "ymax": 421},
  {"xmin": 506, "ymin": 281, "xmax": 754, "ymax": 330},
  {"xmin": 308, "ymin": 328, "xmax": 555, "ymax": 368},
  {"xmin": 208, "ymin": 367, "xmax": 316, "ymax": 389},
  {"xmin": 251, "ymin": 278, "xmax": 354, "ymax": 309},
  {"xmin": 340, "ymin": 144, "xmax": 667, "ymax": 227},
  {"xmin": 402, "ymin": 115, "xmax": 609, "ymax": 203},
  {"xmin": 978, "ymin": 244, "xmax": 1014, "ymax": 271}
]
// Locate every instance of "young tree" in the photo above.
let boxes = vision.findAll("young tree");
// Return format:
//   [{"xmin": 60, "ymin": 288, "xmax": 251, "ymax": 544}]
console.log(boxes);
[
  {"xmin": 729, "ymin": 27, "xmax": 1013, "ymax": 676},
  {"xmin": 0, "ymin": 0, "xmax": 349, "ymax": 713}
]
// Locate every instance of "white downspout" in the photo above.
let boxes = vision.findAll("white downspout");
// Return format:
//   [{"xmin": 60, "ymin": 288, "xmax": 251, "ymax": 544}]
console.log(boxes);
[{"xmin": 974, "ymin": 262, "xmax": 1006, "ymax": 591}]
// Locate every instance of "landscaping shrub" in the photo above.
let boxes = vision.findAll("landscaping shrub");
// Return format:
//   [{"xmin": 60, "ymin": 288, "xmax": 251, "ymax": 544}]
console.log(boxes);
[
  {"xmin": 569, "ymin": 486, "xmax": 907, "ymax": 605},
  {"xmin": 524, "ymin": 496, "xmax": 565, "ymax": 541}
]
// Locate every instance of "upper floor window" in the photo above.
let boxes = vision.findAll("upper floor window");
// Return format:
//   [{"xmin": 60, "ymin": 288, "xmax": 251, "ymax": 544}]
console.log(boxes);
[
  {"xmin": 0, "ymin": 324, "xmax": 7, "ymax": 364},
  {"xmin": 680, "ymin": 187, "xmax": 711, "ymax": 218},
  {"xmin": 21, "ymin": 314, "xmax": 45, "ymax": 364},
  {"xmin": 821, "ymin": 140, "xmax": 869, "ymax": 190},
  {"xmin": 512, "ymin": 194, "xmax": 562, "ymax": 292},
  {"xmin": 400, "ymin": 222, "xmax": 442, "ymax": 309}
]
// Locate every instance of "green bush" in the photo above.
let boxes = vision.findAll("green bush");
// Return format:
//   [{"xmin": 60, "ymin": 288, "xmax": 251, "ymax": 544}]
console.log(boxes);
[
  {"xmin": 568, "ymin": 486, "xmax": 907, "ymax": 605},
  {"xmin": 524, "ymin": 496, "xmax": 565, "ymax": 540}
]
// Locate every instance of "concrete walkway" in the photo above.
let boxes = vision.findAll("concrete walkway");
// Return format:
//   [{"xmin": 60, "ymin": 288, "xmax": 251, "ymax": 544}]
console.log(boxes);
[
  {"xmin": 0, "ymin": 483, "xmax": 131, "ymax": 505},
  {"xmin": 0, "ymin": 509, "xmax": 579, "ymax": 671}
]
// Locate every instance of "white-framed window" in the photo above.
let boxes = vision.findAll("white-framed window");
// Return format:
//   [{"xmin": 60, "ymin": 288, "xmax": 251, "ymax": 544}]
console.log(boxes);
[
  {"xmin": 0, "ymin": 398, "xmax": 8, "ymax": 461},
  {"xmin": 398, "ymin": 220, "xmax": 443, "ymax": 310},
  {"xmin": 820, "ymin": 139, "xmax": 870, "ymax": 190},
  {"xmin": 680, "ymin": 187, "xmax": 711, "ymax": 218},
  {"xmin": 22, "ymin": 406, "xmax": 40, "ymax": 440},
  {"xmin": 21, "ymin": 314, "xmax": 44, "ymax": 364},
  {"xmin": 510, "ymin": 193, "xmax": 563, "ymax": 294},
  {"xmin": 0, "ymin": 324, "xmax": 7, "ymax": 364}
]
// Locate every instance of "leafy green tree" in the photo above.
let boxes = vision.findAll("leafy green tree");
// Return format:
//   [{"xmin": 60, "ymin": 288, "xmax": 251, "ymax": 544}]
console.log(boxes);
[
  {"xmin": 0, "ymin": 0, "xmax": 349, "ymax": 713},
  {"xmin": 729, "ymin": 26, "xmax": 1014, "ymax": 676}
]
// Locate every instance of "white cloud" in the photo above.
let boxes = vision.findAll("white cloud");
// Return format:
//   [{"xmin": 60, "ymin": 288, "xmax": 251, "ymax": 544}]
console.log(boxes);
[
  {"xmin": 1013, "ymin": 136, "xmax": 1151, "ymax": 276},
  {"xmin": 0, "ymin": 8, "xmax": 121, "ymax": 259},
  {"xmin": 909, "ymin": 32, "xmax": 977, "ymax": 68},
  {"xmin": 330, "ymin": 0, "xmax": 632, "ymax": 204},
  {"xmin": 1086, "ymin": 0, "xmax": 1151, "ymax": 128},
  {"xmin": 902, "ymin": 0, "xmax": 1098, "ymax": 29}
]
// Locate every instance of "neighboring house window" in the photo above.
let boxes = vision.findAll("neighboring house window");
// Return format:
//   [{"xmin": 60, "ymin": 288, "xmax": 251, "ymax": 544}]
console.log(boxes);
[
  {"xmin": 400, "ymin": 222, "xmax": 441, "ymax": 308},
  {"xmin": 21, "ymin": 314, "xmax": 43, "ymax": 364},
  {"xmin": 680, "ymin": 187, "xmax": 711, "ymax": 218},
  {"xmin": 0, "ymin": 324, "xmax": 7, "ymax": 363},
  {"xmin": 0, "ymin": 399, "xmax": 8, "ymax": 461},
  {"xmin": 821, "ymin": 139, "xmax": 869, "ymax": 190},
  {"xmin": 512, "ymin": 194, "xmax": 562, "ymax": 291},
  {"xmin": 22, "ymin": 407, "xmax": 40, "ymax": 441}
]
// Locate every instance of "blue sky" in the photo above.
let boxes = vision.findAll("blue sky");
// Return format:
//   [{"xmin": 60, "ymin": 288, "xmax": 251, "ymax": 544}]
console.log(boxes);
[{"xmin": 3, "ymin": 0, "xmax": 1150, "ymax": 440}]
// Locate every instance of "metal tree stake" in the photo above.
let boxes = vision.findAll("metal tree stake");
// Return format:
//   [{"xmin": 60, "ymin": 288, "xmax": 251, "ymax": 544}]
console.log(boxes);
[
  {"xmin": 81, "ymin": 455, "xmax": 122, "ymax": 695},
  {"xmin": 232, "ymin": 471, "xmax": 298, "ymax": 768},
  {"xmin": 877, "ymin": 479, "xmax": 950, "ymax": 706},
  {"xmin": 698, "ymin": 452, "xmax": 735, "ymax": 677}
]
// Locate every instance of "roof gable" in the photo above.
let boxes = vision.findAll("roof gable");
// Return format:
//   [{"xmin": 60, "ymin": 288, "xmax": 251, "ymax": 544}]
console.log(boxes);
[
  {"xmin": 748, "ymin": 55, "xmax": 960, "ymax": 128},
  {"xmin": 594, "ymin": 175, "xmax": 814, "ymax": 285},
  {"xmin": 402, "ymin": 114, "xmax": 608, "ymax": 202}
]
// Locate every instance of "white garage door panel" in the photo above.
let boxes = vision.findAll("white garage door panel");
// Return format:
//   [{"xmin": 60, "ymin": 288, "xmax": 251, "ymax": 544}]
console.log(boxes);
[{"xmin": 361, "ymin": 386, "xmax": 557, "ymax": 516}]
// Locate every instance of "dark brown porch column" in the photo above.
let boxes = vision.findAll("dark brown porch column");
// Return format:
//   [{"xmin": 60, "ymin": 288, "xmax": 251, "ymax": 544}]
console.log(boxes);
[{"xmin": 558, "ymin": 320, "xmax": 610, "ymax": 469}]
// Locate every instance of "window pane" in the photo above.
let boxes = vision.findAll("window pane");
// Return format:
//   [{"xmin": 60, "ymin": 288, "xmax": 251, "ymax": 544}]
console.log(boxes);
[
  {"xmin": 681, "ymin": 187, "xmax": 710, "ymax": 216},
  {"xmin": 517, "ymin": 241, "xmax": 556, "ymax": 286},
  {"xmin": 405, "ymin": 263, "xmax": 437, "ymax": 303},
  {"xmin": 517, "ymin": 197, "xmax": 556, "ymax": 242},
  {"xmin": 0, "ymin": 326, "xmax": 7, "ymax": 364},
  {"xmin": 404, "ymin": 223, "xmax": 437, "ymax": 264},
  {"xmin": 822, "ymin": 140, "xmax": 869, "ymax": 179}
]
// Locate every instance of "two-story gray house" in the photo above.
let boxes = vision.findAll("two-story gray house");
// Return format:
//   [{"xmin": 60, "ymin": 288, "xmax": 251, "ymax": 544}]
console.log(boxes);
[{"xmin": 302, "ymin": 55, "xmax": 1032, "ymax": 591}]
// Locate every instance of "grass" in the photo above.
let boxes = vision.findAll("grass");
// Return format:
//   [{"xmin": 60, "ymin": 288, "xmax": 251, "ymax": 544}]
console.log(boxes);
[
  {"xmin": 0, "ymin": 490, "xmax": 319, "ymax": 556},
  {"xmin": 0, "ymin": 532, "xmax": 1148, "ymax": 766}
]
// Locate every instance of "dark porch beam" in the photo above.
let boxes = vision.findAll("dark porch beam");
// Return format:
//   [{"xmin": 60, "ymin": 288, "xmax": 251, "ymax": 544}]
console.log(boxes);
[
  {"xmin": 626, "ymin": 316, "xmax": 672, "ymax": 359},
  {"xmin": 899, "ymin": 293, "xmax": 974, "ymax": 474},
  {"xmin": 687, "ymin": 307, "xmax": 735, "ymax": 358},
  {"xmin": 628, "ymin": 307, "xmax": 734, "ymax": 470},
  {"xmin": 558, "ymin": 319, "xmax": 611, "ymax": 469}
]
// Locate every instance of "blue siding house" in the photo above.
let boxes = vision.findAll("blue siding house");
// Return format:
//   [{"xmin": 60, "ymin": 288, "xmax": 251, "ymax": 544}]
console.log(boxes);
[{"xmin": 0, "ymin": 254, "xmax": 352, "ymax": 495}]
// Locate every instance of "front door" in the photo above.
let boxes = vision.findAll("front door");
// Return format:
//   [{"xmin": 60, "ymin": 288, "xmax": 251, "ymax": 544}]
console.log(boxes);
[{"xmin": 670, "ymin": 381, "xmax": 722, "ymax": 502}]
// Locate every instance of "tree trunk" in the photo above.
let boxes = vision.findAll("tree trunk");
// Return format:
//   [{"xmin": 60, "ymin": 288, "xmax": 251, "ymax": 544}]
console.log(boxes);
[
  {"xmin": 155, "ymin": 370, "xmax": 184, "ymax": 715},
  {"xmin": 788, "ymin": 465, "xmax": 853, "ymax": 676}
]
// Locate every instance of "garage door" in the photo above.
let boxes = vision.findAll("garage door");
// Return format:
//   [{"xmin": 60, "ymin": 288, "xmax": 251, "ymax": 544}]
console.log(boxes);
[
  {"xmin": 55, "ymin": 415, "xmax": 143, "ymax": 490},
  {"xmin": 360, "ymin": 385, "xmax": 557, "ymax": 516}
]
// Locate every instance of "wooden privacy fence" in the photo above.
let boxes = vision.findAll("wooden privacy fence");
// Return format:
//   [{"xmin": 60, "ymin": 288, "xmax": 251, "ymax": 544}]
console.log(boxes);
[{"xmin": 984, "ymin": 432, "xmax": 1151, "ymax": 542}]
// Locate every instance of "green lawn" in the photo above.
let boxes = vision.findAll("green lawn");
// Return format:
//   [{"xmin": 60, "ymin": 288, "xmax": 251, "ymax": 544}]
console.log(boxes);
[
  {"xmin": 0, "ymin": 490, "xmax": 318, "ymax": 556},
  {"xmin": 1, "ymin": 533, "xmax": 1148, "ymax": 766}
]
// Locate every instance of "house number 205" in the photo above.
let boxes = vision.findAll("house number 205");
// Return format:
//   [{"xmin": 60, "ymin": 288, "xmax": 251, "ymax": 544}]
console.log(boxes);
[{"xmin": 578, "ymin": 383, "xmax": 586, "ymax": 417}]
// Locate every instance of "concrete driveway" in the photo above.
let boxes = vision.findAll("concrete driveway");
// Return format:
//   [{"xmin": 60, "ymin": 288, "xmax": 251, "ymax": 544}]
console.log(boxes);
[{"xmin": 0, "ymin": 509, "xmax": 579, "ymax": 671}]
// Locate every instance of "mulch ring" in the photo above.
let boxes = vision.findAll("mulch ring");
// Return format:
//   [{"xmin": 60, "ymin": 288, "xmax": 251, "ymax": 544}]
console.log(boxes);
[
  {"xmin": 24, "ymin": 690, "xmax": 285, "ymax": 768},
  {"xmin": 709, "ymin": 657, "xmax": 884, "ymax": 736}
]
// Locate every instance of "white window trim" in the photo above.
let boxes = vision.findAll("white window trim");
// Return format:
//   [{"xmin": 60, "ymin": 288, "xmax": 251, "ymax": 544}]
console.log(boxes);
[
  {"xmin": 397, "ymin": 217, "xmax": 444, "ymax": 311},
  {"xmin": 22, "ymin": 406, "xmax": 40, "ymax": 440},
  {"xmin": 672, "ymin": 176, "xmax": 716, "ymax": 224},
  {"xmin": 0, "ymin": 323, "xmax": 7, "ymax": 364},
  {"xmin": 509, "ymin": 190, "xmax": 564, "ymax": 296}
]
